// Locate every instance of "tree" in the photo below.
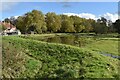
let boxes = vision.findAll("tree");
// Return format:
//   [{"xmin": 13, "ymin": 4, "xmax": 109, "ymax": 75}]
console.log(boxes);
[
  {"xmin": 45, "ymin": 12, "xmax": 61, "ymax": 32},
  {"xmin": 16, "ymin": 10, "xmax": 47, "ymax": 34},
  {"xmin": 113, "ymin": 19, "xmax": 120, "ymax": 34},
  {"xmin": 89, "ymin": 19, "xmax": 96, "ymax": 32},
  {"xmin": 17, "ymin": 10, "xmax": 47, "ymax": 34},
  {"xmin": 82, "ymin": 19, "xmax": 93, "ymax": 33},
  {"xmin": 26, "ymin": 10, "xmax": 46, "ymax": 33},
  {"xmin": 100, "ymin": 17, "xmax": 108, "ymax": 34},
  {"xmin": 94, "ymin": 22, "xmax": 102, "ymax": 34},
  {"xmin": 70, "ymin": 16, "xmax": 85, "ymax": 33},
  {"xmin": 10, "ymin": 16, "xmax": 17, "ymax": 26},
  {"xmin": 94, "ymin": 22, "xmax": 108, "ymax": 34},
  {"xmin": 16, "ymin": 16, "xmax": 26, "ymax": 33},
  {"xmin": 107, "ymin": 20, "xmax": 115, "ymax": 33},
  {"xmin": 101, "ymin": 17, "xmax": 107, "ymax": 23},
  {"xmin": 94, "ymin": 17, "xmax": 108, "ymax": 34},
  {"xmin": 87, "ymin": 19, "xmax": 95, "ymax": 32},
  {"xmin": 4, "ymin": 18, "xmax": 10, "ymax": 23},
  {"xmin": 60, "ymin": 15, "xmax": 75, "ymax": 33},
  {"xmin": 0, "ymin": 24, "xmax": 6, "ymax": 32}
]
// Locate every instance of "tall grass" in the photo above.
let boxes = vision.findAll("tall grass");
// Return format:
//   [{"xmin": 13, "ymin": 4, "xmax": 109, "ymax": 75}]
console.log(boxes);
[{"xmin": 2, "ymin": 36, "xmax": 120, "ymax": 78}]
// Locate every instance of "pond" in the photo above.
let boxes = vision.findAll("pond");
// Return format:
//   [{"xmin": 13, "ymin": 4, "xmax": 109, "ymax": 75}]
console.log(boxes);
[{"xmin": 38, "ymin": 34, "xmax": 95, "ymax": 47}]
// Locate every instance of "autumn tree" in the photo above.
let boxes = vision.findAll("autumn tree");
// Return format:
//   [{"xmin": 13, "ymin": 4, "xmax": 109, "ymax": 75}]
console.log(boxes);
[
  {"xmin": 16, "ymin": 16, "xmax": 26, "ymax": 33},
  {"xmin": 45, "ymin": 12, "xmax": 61, "ymax": 32},
  {"xmin": 89, "ymin": 19, "xmax": 96, "ymax": 32},
  {"xmin": 25, "ymin": 10, "xmax": 47, "ymax": 33},
  {"xmin": 70, "ymin": 16, "xmax": 85, "ymax": 33},
  {"xmin": 16, "ymin": 10, "xmax": 47, "ymax": 34},
  {"xmin": 60, "ymin": 15, "xmax": 75, "ymax": 33},
  {"xmin": 81, "ymin": 18, "xmax": 93, "ymax": 33}
]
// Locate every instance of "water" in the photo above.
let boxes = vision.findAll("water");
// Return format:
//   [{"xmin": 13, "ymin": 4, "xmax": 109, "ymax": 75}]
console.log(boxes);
[
  {"xmin": 99, "ymin": 51, "xmax": 120, "ymax": 59},
  {"xmin": 39, "ymin": 34, "xmax": 94, "ymax": 47}
]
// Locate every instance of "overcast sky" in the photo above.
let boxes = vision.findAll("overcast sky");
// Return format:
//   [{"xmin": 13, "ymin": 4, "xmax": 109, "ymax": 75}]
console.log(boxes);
[{"xmin": 1, "ymin": 2, "xmax": 119, "ymax": 22}]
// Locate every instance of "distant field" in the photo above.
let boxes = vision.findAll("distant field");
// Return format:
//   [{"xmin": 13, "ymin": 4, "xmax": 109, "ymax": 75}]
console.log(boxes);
[{"xmin": 2, "ymin": 34, "xmax": 120, "ymax": 78}]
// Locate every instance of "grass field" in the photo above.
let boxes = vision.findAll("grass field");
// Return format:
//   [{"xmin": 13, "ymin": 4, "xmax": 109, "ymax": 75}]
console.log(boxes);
[
  {"xmin": 2, "ymin": 34, "xmax": 120, "ymax": 78},
  {"xmin": 85, "ymin": 38, "xmax": 119, "ymax": 56}
]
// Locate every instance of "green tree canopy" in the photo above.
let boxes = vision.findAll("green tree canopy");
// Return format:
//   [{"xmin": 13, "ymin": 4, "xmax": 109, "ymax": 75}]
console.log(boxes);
[
  {"xmin": 25, "ymin": 10, "xmax": 46, "ymax": 33},
  {"xmin": 113, "ymin": 19, "xmax": 120, "ymax": 34},
  {"xmin": 14, "ymin": 10, "xmax": 117, "ymax": 34},
  {"xmin": 70, "ymin": 16, "xmax": 85, "ymax": 33},
  {"xmin": 94, "ymin": 17, "xmax": 108, "ymax": 34},
  {"xmin": 60, "ymin": 15, "xmax": 75, "ymax": 33},
  {"xmin": 16, "ymin": 16, "xmax": 26, "ymax": 33},
  {"xmin": 45, "ymin": 12, "xmax": 61, "ymax": 32}
]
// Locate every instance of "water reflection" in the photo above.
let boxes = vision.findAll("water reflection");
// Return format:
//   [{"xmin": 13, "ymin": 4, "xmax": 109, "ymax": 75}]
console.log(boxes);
[
  {"xmin": 45, "ymin": 35, "xmax": 76, "ymax": 46},
  {"xmin": 60, "ymin": 35, "xmax": 75, "ymax": 46},
  {"xmin": 39, "ymin": 35, "xmax": 88, "ymax": 47}
]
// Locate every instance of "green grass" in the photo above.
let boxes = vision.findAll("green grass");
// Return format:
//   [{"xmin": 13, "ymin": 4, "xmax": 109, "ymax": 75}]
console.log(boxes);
[
  {"xmin": 20, "ymin": 34, "xmax": 119, "ymax": 56},
  {"xmin": 2, "ymin": 36, "xmax": 120, "ymax": 78},
  {"xmin": 85, "ymin": 39, "xmax": 119, "ymax": 56},
  {"xmin": 2, "ymin": 38, "xmax": 42, "ymax": 78}
]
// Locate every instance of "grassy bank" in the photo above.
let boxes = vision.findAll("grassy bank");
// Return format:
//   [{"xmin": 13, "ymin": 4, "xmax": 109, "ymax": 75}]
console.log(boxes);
[
  {"xmin": 20, "ymin": 33, "xmax": 119, "ymax": 56},
  {"xmin": 2, "ymin": 36, "xmax": 120, "ymax": 78}
]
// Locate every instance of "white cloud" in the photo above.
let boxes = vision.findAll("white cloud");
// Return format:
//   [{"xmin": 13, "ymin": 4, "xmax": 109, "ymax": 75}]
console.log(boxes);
[
  {"xmin": 63, "ymin": 13, "xmax": 98, "ymax": 20},
  {"xmin": 100, "ymin": 13, "xmax": 118, "ymax": 22},
  {"xmin": 78, "ymin": 13, "xmax": 97, "ymax": 20},
  {"xmin": 8, "ymin": 16, "xmax": 19, "ymax": 19},
  {"xmin": 63, "ymin": 12, "xmax": 118, "ymax": 22},
  {"xmin": 14, "ymin": 16, "xmax": 19, "ymax": 19}
]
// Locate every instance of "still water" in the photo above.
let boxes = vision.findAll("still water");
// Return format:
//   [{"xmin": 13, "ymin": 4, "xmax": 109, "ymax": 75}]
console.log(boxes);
[{"xmin": 38, "ymin": 34, "xmax": 94, "ymax": 47}]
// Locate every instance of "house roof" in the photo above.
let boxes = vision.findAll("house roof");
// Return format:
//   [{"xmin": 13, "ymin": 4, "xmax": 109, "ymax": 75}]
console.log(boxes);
[{"xmin": 0, "ymin": 22, "xmax": 16, "ymax": 29}]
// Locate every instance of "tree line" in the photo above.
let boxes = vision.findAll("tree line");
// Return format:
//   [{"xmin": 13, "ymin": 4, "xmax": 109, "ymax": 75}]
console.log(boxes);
[{"xmin": 1, "ymin": 10, "xmax": 120, "ymax": 34}]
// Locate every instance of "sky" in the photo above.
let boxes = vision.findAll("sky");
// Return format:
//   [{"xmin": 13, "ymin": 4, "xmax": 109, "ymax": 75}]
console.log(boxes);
[
  {"xmin": 0, "ymin": 2, "xmax": 119, "ymax": 22},
  {"xmin": 1, "ymin": 0, "xmax": 120, "ymax": 2}
]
